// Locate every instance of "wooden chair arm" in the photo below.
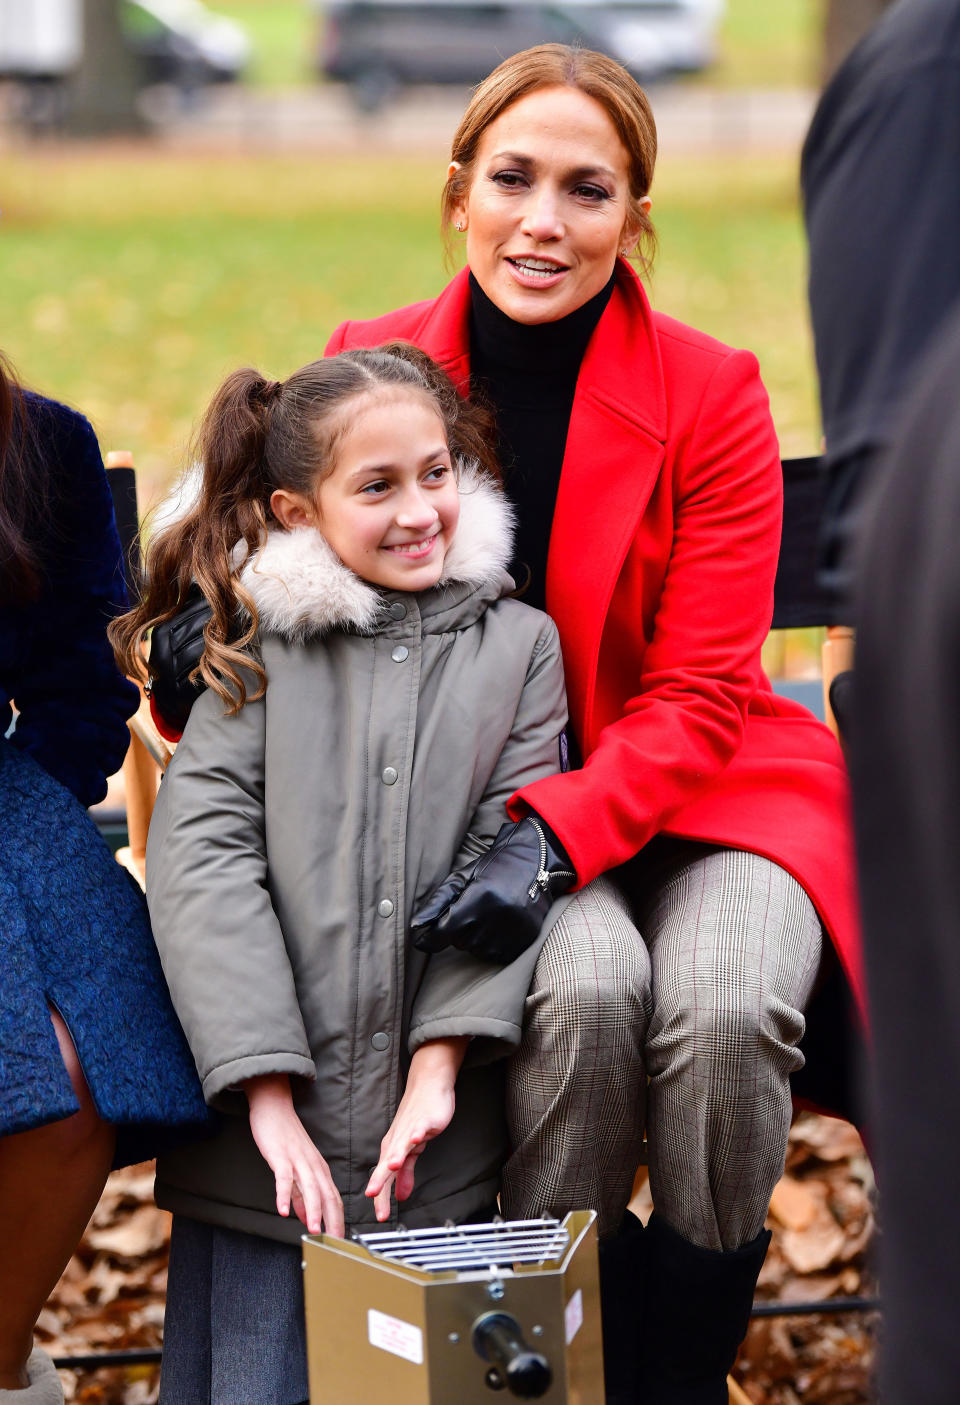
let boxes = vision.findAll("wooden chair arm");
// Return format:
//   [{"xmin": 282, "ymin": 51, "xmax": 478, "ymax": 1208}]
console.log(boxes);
[
  {"xmin": 114, "ymin": 691, "xmax": 173, "ymax": 891},
  {"xmin": 822, "ymin": 625, "xmax": 854, "ymax": 742}
]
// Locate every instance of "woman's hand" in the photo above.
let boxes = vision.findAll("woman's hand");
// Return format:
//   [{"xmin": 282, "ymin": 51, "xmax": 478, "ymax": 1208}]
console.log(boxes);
[
  {"xmin": 147, "ymin": 585, "xmax": 211, "ymax": 734},
  {"xmin": 365, "ymin": 1038, "xmax": 468, "ymax": 1222},
  {"xmin": 410, "ymin": 816, "xmax": 576, "ymax": 962},
  {"xmin": 244, "ymin": 1073, "xmax": 344, "ymax": 1238}
]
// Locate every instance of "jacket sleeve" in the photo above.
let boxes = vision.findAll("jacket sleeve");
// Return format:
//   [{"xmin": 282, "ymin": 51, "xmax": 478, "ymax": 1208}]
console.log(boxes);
[
  {"xmin": 408, "ymin": 617, "xmax": 568, "ymax": 1062},
  {"xmin": 10, "ymin": 406, "xmax": 139, "ymax": 806},
  {"xmin": 509, "ymin": 349, "xmax": 782, "ymax": 887},
  {"xmin": 146, "ymin": 683, "xmax": 315, "ymax": 1108}
]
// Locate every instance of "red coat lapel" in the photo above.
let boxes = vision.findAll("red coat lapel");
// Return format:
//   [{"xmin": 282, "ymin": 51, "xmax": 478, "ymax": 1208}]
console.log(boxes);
[{"xmin": 410, "ymin": 268, "xmax": 473, "ymax": 394}]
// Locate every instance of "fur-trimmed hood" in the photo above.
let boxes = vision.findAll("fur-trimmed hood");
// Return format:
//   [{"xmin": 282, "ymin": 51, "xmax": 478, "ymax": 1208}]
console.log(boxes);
[
  {"xmin": 154, "ymin": 461, "xmax": 516, "ymax": 643},
  {"xmin": 239, "ymin": 465, "xmax": 515, "ymax": 641}
]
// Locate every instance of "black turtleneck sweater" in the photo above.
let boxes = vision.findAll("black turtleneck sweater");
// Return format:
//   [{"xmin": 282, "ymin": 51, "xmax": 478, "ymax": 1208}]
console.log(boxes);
[{"xmin": 469, "ymin": 272, "xmax": 615, "ymax": 612}]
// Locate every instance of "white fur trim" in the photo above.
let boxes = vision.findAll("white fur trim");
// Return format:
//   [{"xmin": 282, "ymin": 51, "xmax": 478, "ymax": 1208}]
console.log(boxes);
[
  {"xmin": 241, "ymin": 463, "xmax": 514, "ymax": 640},
  {"xmin": 439, "ymin": 461, "xmax": 515, "ymax": 588},
  {"xmin": 240, "ymin": 527, "xmax": 383, "ymax": 642}
]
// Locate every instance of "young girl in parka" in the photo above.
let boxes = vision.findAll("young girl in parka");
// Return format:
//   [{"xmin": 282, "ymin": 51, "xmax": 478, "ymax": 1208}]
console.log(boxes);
[{"xmin": 111, "ymin": 344, "xmax": 570, "ymax": 1404}]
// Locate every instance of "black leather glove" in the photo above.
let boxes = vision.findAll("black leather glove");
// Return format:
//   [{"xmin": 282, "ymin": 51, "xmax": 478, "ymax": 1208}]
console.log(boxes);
[
  {"xmin": 411, "ymin": 816, "xmax": 576, "ymax": 964},
  {"xmin": 147, "ymin": 585, "xmax": 212, "ymax": 733}
]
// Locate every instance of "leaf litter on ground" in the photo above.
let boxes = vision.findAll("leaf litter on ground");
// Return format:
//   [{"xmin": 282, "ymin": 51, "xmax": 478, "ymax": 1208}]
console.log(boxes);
[{"xmin": 42, "ymin": 1111, "xmax": 876, "ymax": 1403}]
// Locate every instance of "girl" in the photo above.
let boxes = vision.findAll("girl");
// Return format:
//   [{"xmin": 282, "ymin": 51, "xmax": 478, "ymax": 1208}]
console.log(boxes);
[{"xmin": 111, "ymin": 343, "xmax": 569, "ymax": 1405}]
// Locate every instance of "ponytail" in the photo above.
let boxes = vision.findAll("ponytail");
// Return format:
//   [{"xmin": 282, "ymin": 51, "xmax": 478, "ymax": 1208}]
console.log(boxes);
[{"xmin": 110, "ymin": 367, "xmax": 282, "ymax": 712}]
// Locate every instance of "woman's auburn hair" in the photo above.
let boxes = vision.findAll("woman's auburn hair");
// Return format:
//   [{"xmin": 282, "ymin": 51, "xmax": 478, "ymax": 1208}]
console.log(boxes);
[
  {"xmin": 109, "ymin": 342, "xmax": 501, "ymax": 714},
  {"xmin": 442, "ymin": 43, "xmax": 658, "ymax": 273}
]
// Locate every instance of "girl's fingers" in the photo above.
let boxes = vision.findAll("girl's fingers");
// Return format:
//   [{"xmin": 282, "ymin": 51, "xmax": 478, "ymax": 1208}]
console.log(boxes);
[
  {"xmin": 291, "ymin": 1179, "xmax": 309, "ymax": 1228},
  {"xmin": 395, "ymin": 1146, "xmax": 425, "ymax": 1203},
  {"xmin": 296, "ymin": 1169, "xmax": 325, "ymax": 1236},
  {"xmin": 374, "ymin": 1178, "xmax": 394, "ymax": 1222},
  {"xmin": 274, "ymin": 1163, "xmax": 293, "ymax": 1219},
  {"xmin": 366, "ymin": 1158, "xmax": 390, "ymax": 1198},
  {"xmin": 322, "ymin": 1181, "xmax": 346, "ymax": 1238}
]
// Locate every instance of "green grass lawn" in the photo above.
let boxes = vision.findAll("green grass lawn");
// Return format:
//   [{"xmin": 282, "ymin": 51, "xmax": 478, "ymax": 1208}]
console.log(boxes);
[
  {"xmin": 205, "ymin": 0, "xmax": 318, "ymax": 87},
  {"xmin": 204, "ymin": 0, "xmax": 820, "ymax": 90},
  {"xmin": 713, "ymin": 0, "xmax": 819, "ymax": 88},
  {"xmin": 2, "ymin": 146, "xmax": 819, "ymax": 505}
]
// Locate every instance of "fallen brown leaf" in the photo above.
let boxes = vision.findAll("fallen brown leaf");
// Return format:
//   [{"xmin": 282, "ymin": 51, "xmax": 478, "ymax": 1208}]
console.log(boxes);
[
  {"xmin": 768, "ymin": 1175, "xmax": 823, "ymax": 1232},
  {"xmin": 85, "ymin": 1207, "xmax": 170, "ymax": 1260}
]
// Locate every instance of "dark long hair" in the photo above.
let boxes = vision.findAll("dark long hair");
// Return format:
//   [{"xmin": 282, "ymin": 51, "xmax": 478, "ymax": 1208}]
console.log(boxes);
[
  {"xmin": 110, "ymin": 342, "xmax": 501, "ymax": 713},
  {"xmin": 0, "ymin": 354, "xmax": 47, "ymax": 604}
]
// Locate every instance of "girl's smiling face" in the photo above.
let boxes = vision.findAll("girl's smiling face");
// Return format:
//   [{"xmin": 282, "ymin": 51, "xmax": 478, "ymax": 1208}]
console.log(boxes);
[
  {"xmin": 451, "ymin": 84, "xmax": 645, "ymax": 326},
  {"xmin": 271, "ymin": 390, "xmax": 460, "ymax": 592}
]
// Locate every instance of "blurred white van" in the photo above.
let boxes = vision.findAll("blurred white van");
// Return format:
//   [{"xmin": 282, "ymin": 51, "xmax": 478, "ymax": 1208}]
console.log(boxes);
[{"xmin": 0, "ymin": 0, "xmax": 249, "ymax": 88}]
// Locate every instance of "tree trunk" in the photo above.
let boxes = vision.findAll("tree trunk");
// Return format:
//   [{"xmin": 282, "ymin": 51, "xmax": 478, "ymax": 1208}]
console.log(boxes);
[
  {"xmin": 821, "ymin": 0, "xmax": 898, "ymax": 85},
  {"xmin": 66, "ymin": 0, "xmax": 146, "ymax": 136}
]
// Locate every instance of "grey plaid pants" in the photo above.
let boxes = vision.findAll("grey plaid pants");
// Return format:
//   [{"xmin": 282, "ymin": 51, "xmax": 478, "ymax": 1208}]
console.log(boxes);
[{"xmin": 501, "ymin": 842, "xmax": 822, "ymax": 1252}]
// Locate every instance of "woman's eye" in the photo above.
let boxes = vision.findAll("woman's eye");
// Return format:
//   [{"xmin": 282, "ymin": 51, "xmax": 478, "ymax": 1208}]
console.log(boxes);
[
  {"xmin": 491, "ymin": 170, "xmax": 527, "ymax": 190},
  {"xmin": 425, "ymin": 465, "xmax": 449, "ymax": 482},
  {"xmin": 360, "ymin": 480, "xmax": 389, "ymax": 496},
  {"xmin": 573, "ymin": 184, "xmax": 612, "ymax": 202}
]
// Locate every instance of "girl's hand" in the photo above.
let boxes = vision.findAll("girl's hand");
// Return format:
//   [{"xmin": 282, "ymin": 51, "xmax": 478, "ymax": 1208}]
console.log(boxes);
[
  {"xmin": 365, "ymin": 1037, "xmax": 468, "ymax": 1222},
  {"xmin": 244, "ymin": 1073, "xmax": 344, "ymax": 1238}
]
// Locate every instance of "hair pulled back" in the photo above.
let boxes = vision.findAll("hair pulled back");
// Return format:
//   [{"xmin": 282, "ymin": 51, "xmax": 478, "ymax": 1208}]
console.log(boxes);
[
  {"xmin": 443, "ymin": 44, "xmax": 658, "ymax": 273},
  {"xmin": 110, "ymin": 343, "xmax": 500, "ymax": 712}
]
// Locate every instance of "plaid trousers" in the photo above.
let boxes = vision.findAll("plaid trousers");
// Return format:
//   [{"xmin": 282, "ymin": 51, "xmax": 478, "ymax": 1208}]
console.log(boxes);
[{"xmin": 500, "ymin": 842, "xmax": 822, "ymax": 1251}]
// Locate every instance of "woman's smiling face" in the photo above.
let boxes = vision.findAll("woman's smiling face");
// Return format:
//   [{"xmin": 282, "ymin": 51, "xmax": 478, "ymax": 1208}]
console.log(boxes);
[{"xmin": 451, "ymin": 84, "xmax": 643, "ymax": 325}]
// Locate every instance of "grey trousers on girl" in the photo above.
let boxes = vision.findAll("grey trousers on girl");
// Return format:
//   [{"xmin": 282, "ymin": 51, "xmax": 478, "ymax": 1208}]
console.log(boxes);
[
  {"xmin": 500, "ymin": 841, "xmax": 823, "ymax": 1252},
  {"xmin": 159, "ymin": 1217, "xmax": 309, "ymax": 1405}
]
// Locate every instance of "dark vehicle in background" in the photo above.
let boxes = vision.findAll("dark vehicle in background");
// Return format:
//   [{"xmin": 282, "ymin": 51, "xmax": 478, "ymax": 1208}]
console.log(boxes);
[{"xmin": 317, "ymin": 0, "xmax": 724, "ymax": 109}]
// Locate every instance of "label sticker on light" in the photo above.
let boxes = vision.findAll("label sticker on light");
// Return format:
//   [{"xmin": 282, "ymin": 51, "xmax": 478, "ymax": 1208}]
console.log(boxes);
[
  {"xmin": 565, "ymin": 1287, "xmax": 584, "ymax": 1344},
  {"xmin": 368, "ymin": 1307, "xmax": 424, "ymax": 1365}
]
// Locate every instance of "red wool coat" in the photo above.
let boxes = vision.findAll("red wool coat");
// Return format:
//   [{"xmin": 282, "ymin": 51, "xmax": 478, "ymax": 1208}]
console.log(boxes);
[{"xmin": 326, "ymin": 261, "xmax": 864, "ymax": 1025}]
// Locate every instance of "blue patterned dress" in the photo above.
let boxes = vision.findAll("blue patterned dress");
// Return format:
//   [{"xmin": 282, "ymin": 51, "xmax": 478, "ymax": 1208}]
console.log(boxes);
[{"xmin": 0, "ymin": 393, "xmax": 210, "ymax": 1165}]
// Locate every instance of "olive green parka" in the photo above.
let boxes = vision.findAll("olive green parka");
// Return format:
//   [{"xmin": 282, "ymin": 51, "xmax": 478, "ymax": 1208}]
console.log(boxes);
[{"xmin": 146, "ymin": 471, "xmax": 568, "ymax": 1241}]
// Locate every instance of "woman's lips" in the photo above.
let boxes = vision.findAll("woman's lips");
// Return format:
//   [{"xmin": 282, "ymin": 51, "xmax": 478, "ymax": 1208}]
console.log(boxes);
[
  {"xmin": 505, "ymin": 256, "xmax": 570, "ymax": 289},
  {"xmin": 383, "ymin": 534, "xmax": 439, "ymax": 560}
]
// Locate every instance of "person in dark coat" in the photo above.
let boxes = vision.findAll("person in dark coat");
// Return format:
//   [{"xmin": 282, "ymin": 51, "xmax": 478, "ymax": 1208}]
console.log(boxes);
[
  {"xmin": 853, "ymin": 308, "xmax": 960, "ymax": 1405},
  {"xmin": 0, "ymin": 357, "xmax": 209, "ymax": 1403},
  {"xmin": 802, "ymin": 0, "xmax": 960, "ymax": 621},
  {"xmin": 803, "ymin": 5, "xmax": 960, "ymax": 1398}
]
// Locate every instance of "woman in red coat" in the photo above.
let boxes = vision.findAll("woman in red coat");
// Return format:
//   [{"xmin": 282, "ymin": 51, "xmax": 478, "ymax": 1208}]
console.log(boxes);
[{"xmin": 326, "ymin": 45, "xmax": 862, "ymax": 1405}]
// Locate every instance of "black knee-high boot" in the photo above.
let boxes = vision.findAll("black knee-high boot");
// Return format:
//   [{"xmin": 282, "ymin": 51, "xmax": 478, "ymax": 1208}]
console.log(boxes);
[
  {"xmin": 598, "ymin": 1210, "xmax": 646, "ymax": 1404},
  {"xmin": 640, "ymin": 1212, "xmax": 770, "ymax": 1405}
]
